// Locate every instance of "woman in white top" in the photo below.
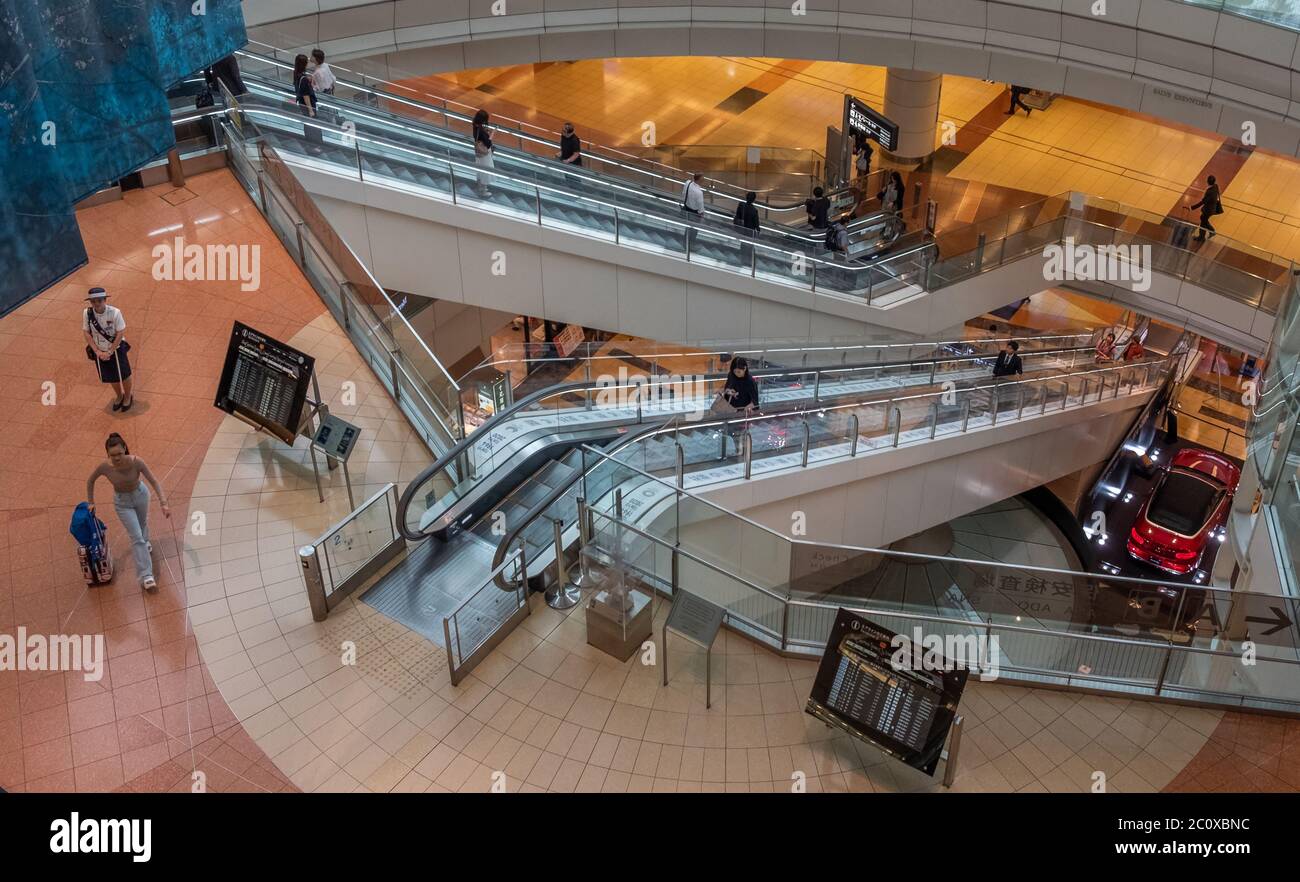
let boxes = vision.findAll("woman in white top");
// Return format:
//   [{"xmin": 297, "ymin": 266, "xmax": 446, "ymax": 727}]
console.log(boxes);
[
  {"xmin": 82, "ymin": 287, "xmax": 135, "ymax": 411},
  {"xmin": 87, "ymin": 432, "xmax": 171, "ymax": 591}
]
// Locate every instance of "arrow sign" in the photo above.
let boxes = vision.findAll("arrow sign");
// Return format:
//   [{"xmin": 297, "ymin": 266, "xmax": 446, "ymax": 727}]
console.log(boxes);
[{"xmin": 1246, "ymin": 606, "xmax": 1293, "ymax": 636}]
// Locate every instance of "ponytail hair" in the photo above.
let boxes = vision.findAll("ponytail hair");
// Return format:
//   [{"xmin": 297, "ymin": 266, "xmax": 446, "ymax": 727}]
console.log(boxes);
[{"xmin": 105, "ymin": 432, "xmax": 129, "ymax": 455}]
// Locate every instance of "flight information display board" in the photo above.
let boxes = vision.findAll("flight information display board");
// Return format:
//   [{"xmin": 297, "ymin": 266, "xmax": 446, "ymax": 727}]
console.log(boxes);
[
  {"xmin": 805, "ymin": 609, "xmax": 967, "ymax": 776},
  {"xmin": 845, "ymin": 96, "xmax": 899, "ymax": 152},
  {"xmin": 214, "ymin": 322, "xmax": 315, "ymax": 445}
]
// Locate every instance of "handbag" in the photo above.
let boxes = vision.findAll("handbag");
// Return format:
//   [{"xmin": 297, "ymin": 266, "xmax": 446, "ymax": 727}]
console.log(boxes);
[{"xmin": 85, "ymin": 308, "xmax": 130, "ymax": 360}]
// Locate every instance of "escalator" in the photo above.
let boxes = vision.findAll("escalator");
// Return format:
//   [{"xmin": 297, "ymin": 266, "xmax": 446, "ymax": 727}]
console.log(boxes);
[
  {"xmin": 375, "ymin": 332, "xmax": 1169, "ymax": 673},
  {"xmin": 188, "ymin": 55, "xmax": 913, "ymax": 274}
]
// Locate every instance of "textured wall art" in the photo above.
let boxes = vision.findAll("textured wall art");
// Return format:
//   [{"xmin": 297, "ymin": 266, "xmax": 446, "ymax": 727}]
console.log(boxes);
[{"xmin": 0, "ymin": 0, "xmax": 246, "ymax": 315}]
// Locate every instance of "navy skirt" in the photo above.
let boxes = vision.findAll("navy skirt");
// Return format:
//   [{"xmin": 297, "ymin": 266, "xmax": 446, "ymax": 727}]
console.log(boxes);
[{"xmin": 94, "ymin": 347, "xmax": 132, "ymax": 384}]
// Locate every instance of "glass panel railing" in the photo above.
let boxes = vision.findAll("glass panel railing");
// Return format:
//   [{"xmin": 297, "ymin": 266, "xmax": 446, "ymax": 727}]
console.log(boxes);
[{"xmin": 576, "ymin": 444, "xmax": 1300, "ymax": 712}]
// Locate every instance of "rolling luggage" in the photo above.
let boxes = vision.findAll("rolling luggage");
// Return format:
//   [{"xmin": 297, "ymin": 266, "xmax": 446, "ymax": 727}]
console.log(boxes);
[{"xmin": 70, "ymin": 502, "xmax": 113, "ymax": 585}]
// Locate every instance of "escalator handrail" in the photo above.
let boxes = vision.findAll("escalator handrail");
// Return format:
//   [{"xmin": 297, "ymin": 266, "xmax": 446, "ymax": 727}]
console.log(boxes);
[
  {"xmin": 237, "ymin": 43, "xmax": 823, "ymax": 210},
  {"xmin": 227, "ymin": 75, "xmax": 859, "ymax": 245},
  {"xmin": 236, "ymin": 98, "xmax": 912, "ymax": 266},
  {"xmin": 395, "ymin": 340, "xmax": 1102, "ymax": 543},
  {"xmin": 488, "ymin": 351, "xmax": 1173, "ymax": 589}
]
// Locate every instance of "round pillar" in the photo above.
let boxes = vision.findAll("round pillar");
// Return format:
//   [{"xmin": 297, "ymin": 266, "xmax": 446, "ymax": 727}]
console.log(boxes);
[{"xmin": 883, "ymin": 68, "xmax": 942, "ymax": 163}]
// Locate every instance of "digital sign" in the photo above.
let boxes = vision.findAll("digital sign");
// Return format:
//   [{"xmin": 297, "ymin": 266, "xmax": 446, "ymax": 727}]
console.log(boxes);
[
  {"xmin": 846, "ymin": 96, "xmax": 899, "ymax": 152},
  {"xmin": 805, "ymin": 608, "xmax": 967, "ymax": 776},
  {"xmin": 214, "ymin": 322, "xmax": 315, "ymax": 445}
]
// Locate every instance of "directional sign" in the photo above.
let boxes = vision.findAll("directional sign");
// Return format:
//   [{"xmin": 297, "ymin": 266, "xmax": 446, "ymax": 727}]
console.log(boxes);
[{"xmin": 1245, "ymin": 606, "xmax": 1293, "ymax": 636}]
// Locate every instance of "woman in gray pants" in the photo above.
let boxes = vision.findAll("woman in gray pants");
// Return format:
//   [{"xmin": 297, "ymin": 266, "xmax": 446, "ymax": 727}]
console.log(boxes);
[{"xmin": 86, "ymin": 433, "xmax": 171, "ymax": 591}]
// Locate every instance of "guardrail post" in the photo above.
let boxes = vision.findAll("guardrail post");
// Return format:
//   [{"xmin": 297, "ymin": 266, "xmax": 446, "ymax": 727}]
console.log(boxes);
[
  {"xmin": 990, "ymin": 384, "xmax": 1000, "ymax": 425},
  {"xmin": 812, "ymin": 370, "xmax": 821, "ymax": 403},
  {"xmin": 389, "ymin": 349, "xmax": 401, "ymax": 403},
  {"xmin": 675, "ymin": 442, "xmax": 685, "ymax": 489},
  {"xmin": 300, "ymin": 545, "xmax": 329, "ymax": 622},
  {"xmin": 929, "ymin": 401, "xmax": 940, "ymax": 438},
  {"xmin": 929, "ymin": 359, "xmax": 937, "ymax": 384},
  {"xmin": 718, "ymin": 421, "xmax": 728, "ymax": 460},
  {"xmin": 975, "ymin": 232, "xmax": 985, "ymax": 271},
  {"xmin": 801, "ymin": 419, "xmax": 811, "ymax": 467},
  {"xmin": 1114, "ymin": 370, "xmax": 1123, "ymax": 398},
  {"xmin": 293, "ymin": 221, "xmax": 306, "ymax": 268},
  {"xmin": 1016, "ymin": 386, "xmax": 1026, "ymax": 419},
  {"xmin": 545, "ymin": 517, "xmax": 581, "ymax": 610},
  {"xmin": 1060, "ymin": 380, "xmax": 1069, "ymax": 411},
  {"xmin": 891, "ymin": 406, "xmax": 902, "ymax": 447},
  {"xmin": 744, "ymin": 432, "xmax": 753, "ymax": 479},
  {"xmin": 1080, "ymin": 377, "xmax": 1090, "ymax": 404},
  {"xmin": 960, "ymin": 399, "xmax": 971, "ymax": 432},
  {"xmin": 573, "ymin": 498, "xmax": 591, "ymax": 588},
  {"xmin": 850, "ymin": 412, "xmax": 860, "ymax": 456}
]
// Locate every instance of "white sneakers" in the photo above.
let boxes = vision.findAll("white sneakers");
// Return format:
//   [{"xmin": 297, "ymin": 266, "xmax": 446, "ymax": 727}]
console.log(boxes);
[{"xmin": 141, "ymin": 576, "xmax": 157, "ymax": 591}]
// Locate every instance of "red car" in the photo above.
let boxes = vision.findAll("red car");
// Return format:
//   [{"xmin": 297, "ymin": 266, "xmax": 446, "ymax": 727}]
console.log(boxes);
[{"xmin": 1127, "ymin": 448, "xmax": 1240, "ymax": 576}]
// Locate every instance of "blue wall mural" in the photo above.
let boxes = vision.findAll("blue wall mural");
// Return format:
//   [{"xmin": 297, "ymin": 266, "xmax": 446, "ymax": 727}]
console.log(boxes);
[{"xmin": 0, "ymin": 0, "xmax": 246, "ymax": 316}]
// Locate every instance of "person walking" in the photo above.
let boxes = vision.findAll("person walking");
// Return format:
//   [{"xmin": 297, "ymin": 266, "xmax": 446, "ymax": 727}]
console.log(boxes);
[
  {"xmin": 1007, "ymin": 85, "xmax": 1033, "ymax": 116},
  {"xmin": 83, "ymin": 287, "xmax": 134, "ymax": 412},
  {"xmin": 292, "ymin": 53, "xmax": 323, "ymax": 155},
  {"xmin": 310, "ymin": 49, "xmax": 336, "ymax": 96},
  {"xmin": 1122, "ymin": 336, "xmax": 1145, "ymax": 362},
  {"xmin": 1189, "ymin": 175, "xmax": 1222, "ymax": 242},
  {"xmin": 86, "ymin": 433, "xmax": 171, "ymax": 592},
  {"xmin": 805, "ymin": 186, "xmax": 830, "ymax": 230},
  {"xmin": 472, "ymin": 109, "xmax": 496, "ymax": 197}
]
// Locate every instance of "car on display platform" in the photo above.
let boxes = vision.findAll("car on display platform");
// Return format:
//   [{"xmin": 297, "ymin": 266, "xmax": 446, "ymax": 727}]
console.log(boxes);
[{"xmin": 1126, "ymin": 448, "xmax": 1241, "ymax": 576}]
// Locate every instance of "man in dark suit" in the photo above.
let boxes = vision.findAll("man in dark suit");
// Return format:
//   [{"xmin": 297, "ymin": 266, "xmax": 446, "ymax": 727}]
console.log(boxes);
[
  {"xmin": 1189, "ymin": 174, "xmax": 1222, "ymax": 242},
  {"xmin": 992, "ymin": 340, "xmax": 1023, "ymax": 377}
]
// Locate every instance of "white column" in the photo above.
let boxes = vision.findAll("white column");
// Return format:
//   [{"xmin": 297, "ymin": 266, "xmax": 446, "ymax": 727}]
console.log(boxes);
[{"xmin": 883, "ymin": 68, "xmax": 942, "ymax": 163}]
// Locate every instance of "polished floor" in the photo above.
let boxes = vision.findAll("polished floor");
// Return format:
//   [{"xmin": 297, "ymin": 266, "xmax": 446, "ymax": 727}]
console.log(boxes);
[
  {"xmin": 398, "ymin": 57, "xmax": 1300, "ymax": 263},
  {"xmin": 4, "ymin": 170, "xmax": 1297, "ymax": 793}
]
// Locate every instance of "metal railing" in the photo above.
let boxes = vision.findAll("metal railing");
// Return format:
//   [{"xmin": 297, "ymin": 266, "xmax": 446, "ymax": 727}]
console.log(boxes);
[
  {"xmin": 573, "ymin": 446, "xmax": 1300, "ymax": 714},
  {"xmin": 217, "ymin": 83, "xmax": 464, "ymax": 456},
  {"xmin": 299, "ymin": 484, "xmax": 406, "ymax": 621},
  {"xmin": 226, "ymin": 91, "xmax": 1297, "ymax": 314},
  {"xmin": 397, "ymin": 340, "xmax": 1128, "ymax": 541},
  {"xmin": 443, "ymin": 545, "xmax": 530, "ymax": 686},
  {"xmin": 488, "ymin": 354, "xmax": 1173, "ymax": 588},
  {"xmin": 235, "ymin": 41, "xmax": 834, "ymax": 219}
]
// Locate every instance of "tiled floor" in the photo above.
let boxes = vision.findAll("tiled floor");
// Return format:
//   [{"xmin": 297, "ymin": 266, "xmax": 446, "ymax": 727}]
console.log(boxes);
[
  {"xmin": 0, "ymin": 169, "xmax": 321, "ymax": 792},
  {"xmin": 5, "ymin": 162, "xmax": 1298, "ymax": 793}
]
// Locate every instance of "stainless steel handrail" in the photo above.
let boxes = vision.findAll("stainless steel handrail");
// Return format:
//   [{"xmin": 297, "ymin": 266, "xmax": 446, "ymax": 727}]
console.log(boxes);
[{"xmin": 396, "ymin": 342, "xmax": 1107, "ymax": 541}]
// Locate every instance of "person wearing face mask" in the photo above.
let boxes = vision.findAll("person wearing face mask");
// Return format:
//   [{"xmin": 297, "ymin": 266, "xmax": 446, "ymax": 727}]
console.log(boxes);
[{"xmin": 82, "ymin": 287, "xmax": 135, "ymax": 411}]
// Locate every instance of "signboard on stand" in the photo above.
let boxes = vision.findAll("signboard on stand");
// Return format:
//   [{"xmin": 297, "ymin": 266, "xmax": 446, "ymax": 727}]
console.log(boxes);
[
  {"xmin": 805, "ymin": 608, "xmax": 967, "ymax": 777},
  {"xmin": 214, "ymin": 322, "xmax": 315, "ymax": 445},
  {"xmin": 844, "ymin": 95, "xmax": 899, "ymax": 152}
]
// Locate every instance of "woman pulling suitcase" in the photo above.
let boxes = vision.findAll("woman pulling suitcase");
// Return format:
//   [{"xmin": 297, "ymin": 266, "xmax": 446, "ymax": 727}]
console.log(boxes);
[{"xmin": 86, "ymin": 433, "xmax": 171, "ymax": 591}]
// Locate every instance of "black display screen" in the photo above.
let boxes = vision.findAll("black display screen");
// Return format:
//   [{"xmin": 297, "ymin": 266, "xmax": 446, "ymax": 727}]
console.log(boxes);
[
  {"xmin": 214, "ymin": 322, "xmax": 315, "ymax": 445},
  {"xmin": 846, "ymin": 97, "xmax": 899, "ymax": 152},
  {"xmin": 805, "ymin": 609, "xmax": 967, "ymax": 776}
]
